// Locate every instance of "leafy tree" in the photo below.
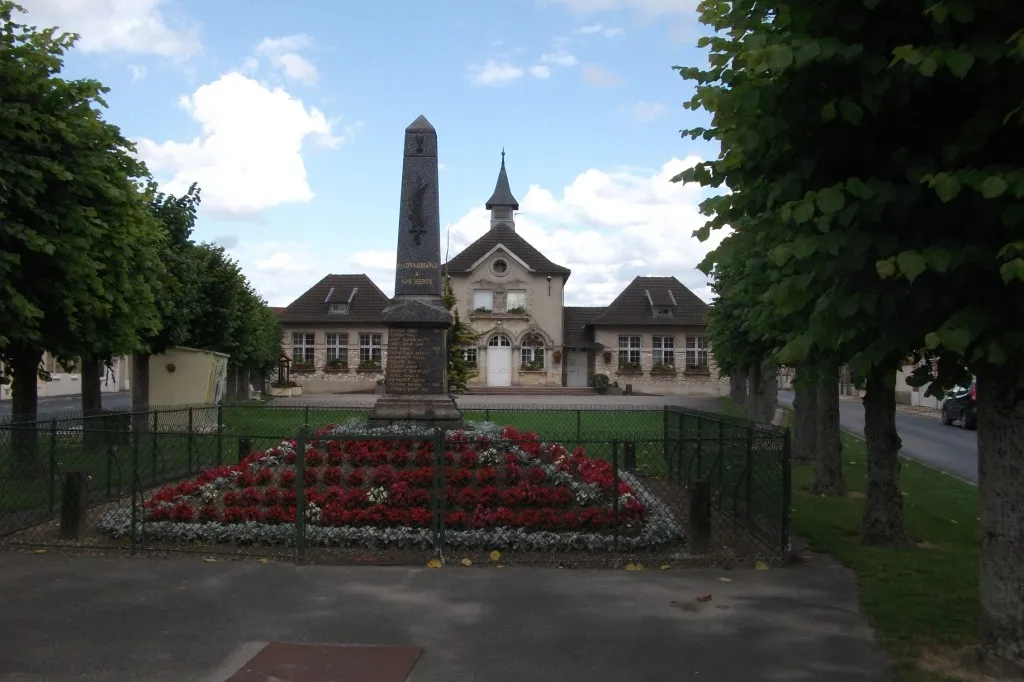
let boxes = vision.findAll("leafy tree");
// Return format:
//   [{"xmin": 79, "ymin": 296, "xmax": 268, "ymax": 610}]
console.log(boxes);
[
  {"xmin": 0, "ymin": 1, "xmax": 162, "ymax": 468},
  {"xmin": 677, "ymin": 0, "xmax": 1023, "ymax": 670},
  {"xmin": 442, "ymin": 272, "xmax": 479, "ymax": 393}
]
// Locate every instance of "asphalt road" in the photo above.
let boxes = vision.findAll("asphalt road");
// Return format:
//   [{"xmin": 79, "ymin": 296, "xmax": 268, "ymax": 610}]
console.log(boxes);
[
  {"xmin": 779, "ymin": 390, "xmax": 978, "ymax": 484},
  {"xmin": 0, "ymin": 391, "xmax": 132, "ymax": 419}
]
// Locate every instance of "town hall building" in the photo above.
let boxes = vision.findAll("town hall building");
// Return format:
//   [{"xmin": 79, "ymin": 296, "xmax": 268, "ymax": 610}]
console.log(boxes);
[{"xmin": 276, "ymin": 155, "xmax": 725, "ymax": 396}]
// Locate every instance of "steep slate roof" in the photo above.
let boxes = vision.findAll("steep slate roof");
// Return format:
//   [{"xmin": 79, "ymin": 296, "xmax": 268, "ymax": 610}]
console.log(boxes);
[
  {"xmin": 270, "ymin": 307, "xmax": 286, "ymax": 318},
  {"xmin": 485, "ymin": 151, "xmax": 519, "ymax": 210},
  {"xmin": 588, "ymin": 276, "xmax": 708, "ymax": 326},
  {"xmin": 562, "ymin": 306, "xmax": 605, "ymax": 348},
  {"xmin": 444, "ymin": 224, "xmax": 571, "ymax": 278},
  {"xmin": 277, "ymin": 274, "xmax": 391, "ymax": 324}
]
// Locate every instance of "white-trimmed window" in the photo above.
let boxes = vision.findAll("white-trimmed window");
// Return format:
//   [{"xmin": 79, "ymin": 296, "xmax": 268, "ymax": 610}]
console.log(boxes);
[
  {"xmin": 359, "ymin": 333, "xmax": 382, "ymax": 365},
  {"xmin": 652, "ymin": 336, "xmax": 675, "ymax": 366},
  {"xmin": 520, "ymin": 333, "xmax": 545, "ymax": 369},
  {"xmin": 686, "ymin": 336, "xmax": 709, "ymax": 369},
  {"xmin": 473, "ymin": 290, "xmax": 494, "ymax": 312},
  {"xmin": 618, "ymin": 335, "xmax": 641, "ymax": 367},
  {"xmin": 291, "ymin": 332, "xmax": 314, "ymax": 364},
  {"xmin": 506, "ymin": 289, "xmax": 527, "ymax": 312},
  {"xmin": 461, "ymin": 347, "xmax": 478, "ymax": 368},
  {"xmin": 325, "ymin": 333, "xmax": 348, "ymax": 365}
]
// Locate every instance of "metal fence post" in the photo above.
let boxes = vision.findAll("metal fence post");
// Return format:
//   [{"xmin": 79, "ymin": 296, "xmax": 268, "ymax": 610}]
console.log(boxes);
[
  {"xmin": 782, "ymin": 427, "xmax": 793, "ymax": 556},
  {"xmin": 47, "ymin": 418, "xmax": 57, "ymax": 518},
  {"xmin": 150, "ymin": 410, "xmax": 159, "ymax": 484},
  {"xmin": 130, "ymin": 423, "xmax": 139, "ymax": 555},
  {"xmin": 611, "ymin": 440, "xmax": 620, "ymax": 552},
  {"xmin": 294, "ymin": 426, "xmax": 308, "ymax": 564},
  {"xmin": 717, "ymin": 420, "xmax": 725, "ymax": 509},
  {"xmin": 745, "ymin": 424, "xmax": 754, "ymax": 524},
  {"xmin": 187, "ymin": 407, "xmax": 194, "ymax": 475},
  {"xmin": 695, "ymin": 417, "xmax": 704, "ymax": 480},
  {"xmin": 304, "ymin": 404, "xmax": 310, "ymax": 427},
  {"xmin": 676, "ymin": 410, "xmax": 684, "ymax": 485},
  {"xmin": 576, "ymin": 410, "xmax": 582, "ymax": 446},
  {"xmin": 216, "ymin": 405, "xmax": 224, "ymax": 466}
]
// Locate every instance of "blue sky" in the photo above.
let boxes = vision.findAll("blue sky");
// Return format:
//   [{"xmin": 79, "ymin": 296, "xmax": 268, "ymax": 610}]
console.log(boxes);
[{"xmin": 19, "ymin": 0, "xmax": 724, "ymax": 307}]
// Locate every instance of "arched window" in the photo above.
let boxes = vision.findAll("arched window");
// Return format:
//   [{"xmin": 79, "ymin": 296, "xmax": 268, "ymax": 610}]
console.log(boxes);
[
  {"xmin": 520, "ymin": 333, "xmax": 544, "ymax": 369},
  {"xmin": 488, "ymin": 334, "xmax": 511, "ymax": 347}
]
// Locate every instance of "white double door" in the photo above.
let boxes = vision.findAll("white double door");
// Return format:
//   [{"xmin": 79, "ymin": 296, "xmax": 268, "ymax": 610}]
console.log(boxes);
[
  {"xmin": 486, "ymin": 335, "xmax": 512, "ymax": 387},
  {"xmin": 566, "ymin": 351, "xmax": 588, "ymax": 387}
]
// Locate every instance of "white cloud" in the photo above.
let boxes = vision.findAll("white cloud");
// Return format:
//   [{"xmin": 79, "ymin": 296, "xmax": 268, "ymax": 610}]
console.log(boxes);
[
  {"xmin": 582, "ymin": 64, "xmax": 622, "ymax": 87},
  {"xmin": 577, "ymin": 23, "xmax": 623, "ymax": 37},
  {"xmin": 128, "ymin": 64, "xmax": 147, "ymax": 82},
  {"xmin": 529, "ymin": 65, "xmax": 552, "ymax": 79},
  {"xmin": 546, "ymin": 0, "xmax": 697, "ymax": 16},
  {"xmin": 16, "ymin": 0, "xmax": 200, "ymax": 58},
  {"xmin": 235, "ymin": 157, "xmax": 724, "ymax": 307},
  {"xmin": 134, "ymin": 72, "xmax": 347, "ymax": 217},
  {"xmin": 540, "ymin": 50, "xmax": 578, "ymax": 67},
  {"xmin": 630, "ymin": 100, "xmax": 666, "ymax": 122},
  {"xmin": 255, "ymin": 34, "xmax": 318, "ymax": 85},
  {"xmin": 468, "ymin": 61, "xmax": 525, "ymax": 87}
]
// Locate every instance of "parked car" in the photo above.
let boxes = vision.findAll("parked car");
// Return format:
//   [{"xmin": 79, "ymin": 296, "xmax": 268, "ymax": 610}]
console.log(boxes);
[{"xmin": 941, "ymin": 378, "xmax": 977, "ymax": 430}]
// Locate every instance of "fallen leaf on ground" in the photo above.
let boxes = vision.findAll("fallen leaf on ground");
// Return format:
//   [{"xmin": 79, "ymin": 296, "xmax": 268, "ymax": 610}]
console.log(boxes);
[
  {"xmin": 718, "ymin": 577, "xmax": 733, "ymax": 583},
  {"xmin": 625, "ymin": 562, "xmax": 644, "ymax": 571},
  {"xmin": 30, "ymin": 549, "xmax": 48, "ymax": 555},
  {"xmin": 696, "ymin": 594, "xmax": 713, "ymax": 603},
  {"xmin": 258, "ymin": 558, "xmax": 269, "ymax": 564},
  {"xmin": 754, "ymin": 561, "xmax": 769, "ymax": 571},
  {"xmin": 426, "ymin": 558, "xmax": 442, "ymax": 569},
  {"xmin": 495, "ymin": 564, "xmax": 505, "ymax": 569},
  {"xmin": 659, "ymin": 564, "xmax": 671, "ymax": 570},
  {"xmin": 489, "ymin": 550, "xmax": 501, "ymax": 561},
  {"xmin": 716, "ymin": 605, "xmax": 730, "ymax": 610},
  {"xmin": 460, "ymin": 558, "xmax": 473, "ymax": 567},
  {"xmin": 202, "ymin": 557, "xmax": 217, "ymax": 563}
]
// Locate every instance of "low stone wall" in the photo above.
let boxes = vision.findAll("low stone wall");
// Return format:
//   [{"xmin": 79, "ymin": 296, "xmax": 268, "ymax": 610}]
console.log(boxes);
[{"xmin": 291, "ymin": 369, "xmax": 384, "ymax": 395}]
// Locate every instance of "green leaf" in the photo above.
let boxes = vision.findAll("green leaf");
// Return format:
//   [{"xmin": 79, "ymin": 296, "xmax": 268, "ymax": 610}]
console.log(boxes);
[
  {"xmin": 981, "ymin": 175, "xmax": 1008, "ymax": 199},
  {"xmin": 767, "ymin": 45, "xmax": 794, "ymax": 70},
  {"xmin": 918, "ymin": 57, "xmax": 939, "ymax": 77},
  {"xmin": 891, "ymin": 45, "xmax": 924, "ymax": 66},
  {"xmin": 939, "ymin": 327, "xmax": 972, "ymax": 354},
  {"xmin": 796, "ymin": 41, "xmax": 821, "ymax": 65},
  {"xmin": 876, "ymin": 258, "xmax": 896, "ymax": 278},
  {"xmin": 986, "ymin": 342, "xmax": 1007, "ymax": 366},
  {"xmin": 932, "ymin": 173, "xmax": 962, "ymax": 202},
  {"xmin": 945, "ymin": 51, "xmax": 975, "ymax": 79},
  {"xmin": 820, "ymin": 101, "xmax": 837, "ymax": 121},
  {"xmin": 840, "ymin": 100, "xmax": 864, "ymax": 126},
  {"xmin": 924, "ymin": 332, "xmax": 941, "ymax": 350},
  {"xmin": 792, "ymin": 201, "xmax": 815, "ymax": 224},
  {"xmin": 845, "ymin": 177, "xmax": 874, "ymax": 199},
  {"xmin": 896, "ymin": 250, "xmax": 927, "ymax": 282},
  {"xmin": 999, "ymin": 258, "xmax": 1024, "ymax": 284},
  {"xmin": 837, "ymin": 297, "xmax": 858, "ymax": 318},
  {"xmin": 769, "ymin": 245, "xmax": 791, "ymax": 266},
  {"xmin": 923, "ymin": 247, "xmax": 952, "ymax": 273},
  {"xmin": 815, "ymin": 187, "xmax": 846, "ymax": 215}
]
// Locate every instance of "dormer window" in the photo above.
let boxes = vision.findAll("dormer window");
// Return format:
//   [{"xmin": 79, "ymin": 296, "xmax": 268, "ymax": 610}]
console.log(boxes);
[
  {"xmin": 329, "ymin": 303, "xmax": 350, "ymax": 314},
  {"xmin": 654, "ymin": 307, "xmax": 672, "ymax": 317}
]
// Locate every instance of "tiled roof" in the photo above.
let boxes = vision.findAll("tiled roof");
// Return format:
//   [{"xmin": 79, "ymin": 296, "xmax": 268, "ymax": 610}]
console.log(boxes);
[
  {"xmin": 270, "ymin": 307, "xmax": 286, "ymax": 318},
  {"xmin": 277, "ymin": 274, "xmax": 391, "ymax": 324},
  {"xmin": 562, "ymin": 306, "xmax": 605, "ymax": 348},
  {"xmin": 444, "ymin": 224, "xmax": 571, "ymax": 277},
  {"xmin": 588, "ymin": 276, "xmax": 708, "ymax": 326}
]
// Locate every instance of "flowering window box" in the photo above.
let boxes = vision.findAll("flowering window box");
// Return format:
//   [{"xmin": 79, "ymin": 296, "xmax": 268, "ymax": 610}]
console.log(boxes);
[
  {"xmin": 650, "ymin": 363, "xmax": 677, "ymax": 375},
  {"xmin": 291, "ymin": 363, "xmax": 314, "ymax": 373},
  {"xmin": 96, "ymin": 422, "xmax": 683, "ymax": 552},
  {"xmin": 356, "ymin": 362, "xmax": 382, "ymax": 373},
  {"xmin": 323, "ymin": 363, "xmax": 349, "ymax": 373},
  {"xmin": 684, "ymin": 364, "xmax": 710, "ymax": 375},
  {"xmin": 617, "ymin": 363, "xmax": 642, "ymax": 375}
]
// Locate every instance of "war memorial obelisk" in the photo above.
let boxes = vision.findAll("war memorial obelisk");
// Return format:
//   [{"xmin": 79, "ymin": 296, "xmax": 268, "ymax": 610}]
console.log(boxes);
[{"xmin": 366, "ymin": 115, "xmax": 463, "ymax": 428}]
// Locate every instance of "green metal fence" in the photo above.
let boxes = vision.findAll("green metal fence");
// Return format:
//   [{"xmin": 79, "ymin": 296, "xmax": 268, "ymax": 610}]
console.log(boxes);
[{"xmin": 0, "ymin": 402, "xmax": 791, "ymax": 565}]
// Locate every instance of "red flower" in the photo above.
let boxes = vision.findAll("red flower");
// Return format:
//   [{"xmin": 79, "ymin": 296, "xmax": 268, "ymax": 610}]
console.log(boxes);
[
  {"xmin": 264, "ymin": 505, "xmax": 288, "ymax": 525},
  {"xmin": 448, "ymin": 468, "xmax": 471, "ymax": 487},
  {"xmin": 242, "ymin": 486, "xmax": 261, "ymax": 506},
  {"xmin": 413, "ymin": 447, "xmax": 433, "ymax": 467},
  {"xmin": 476, "ymin": 467, "xmax": 497, "ymax": 484},
  {"xmin": 322, "ymin": 467, "xmax": 343, "ymax": 485},
  {"xmin": 406, "ymin": 488, "xmax": 430, "ymax": 506},
  {"xmin": 411, "ymin": 467, "xmax": 433, "ymax": 488},
  {"xmin": 347, "ymin": 470, "xmax": 365, "ymax": 487},
  {"xmin": 255, "ymin": 468, "xmax": 274, "ymax": 486},
  {"xmin": 388, "ymin": 481, "xmax": 411, "ymax": 505},
  {"xmin": 390, "ymin": 449, "xmax": 410, "ymax": 468},
  {"xmin": 171, "ymin": 503, "xmax": 194, "ymax": 522},
  {"xmin": 306, "ymin": 449, "xmax": 325, "ymax": 467},
  {"xmin": 526, "ymin": 467, "xmax": 546, "ymax": 484},
  {"xmin": 371, "ymin": 465, "xmax": 393, "ymax": 487},
  {"xmin": 241, "ymin": 507, "xmax": 264, "ymax": 523},
  {"xmin": 198, "ymin": 504, "xmax": 220, "ymax": 522},
  {"xmin": 444, "ymin": 510, "xmax": 467, "ymax": 529},
  {"xmin": 149, "ymin": 506, "xmax": 171, "ymax": 522},
  {"xmin": 222, "ymin": 506, "xmax": 244, "ymax": 523},
  {"xmin": 280, "ymin": 470, "xmax": 296, "ymax": 488},
  {"xmin": 262, "ymin": 487, "xmax": 281, "ymax": 506},
  {"xmin": 410, "ymin": 507, "xmax": 432, "ymax": 527}
]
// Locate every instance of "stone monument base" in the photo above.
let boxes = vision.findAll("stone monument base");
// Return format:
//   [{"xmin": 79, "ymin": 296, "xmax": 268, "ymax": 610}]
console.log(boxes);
[{"xmin": 366, "ymin": 394, "xmax": 464, "ymax": 430}]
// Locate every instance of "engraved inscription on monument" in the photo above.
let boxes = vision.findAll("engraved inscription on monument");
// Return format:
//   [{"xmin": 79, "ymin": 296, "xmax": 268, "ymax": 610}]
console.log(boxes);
[{"xmin": 386, "ymin": 327, "xmax": 444, "ymax": 395}]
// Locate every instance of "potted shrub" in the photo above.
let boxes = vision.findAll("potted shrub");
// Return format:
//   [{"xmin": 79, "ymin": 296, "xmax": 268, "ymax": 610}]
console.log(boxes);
[
  {"xmin": 602, "ymin": 350, "xmax": 613, "ymax": 364},
  {"xmin": 618, "ymin": 361, "xmax": 641, "ymax": 373},
  {"xmin": 552, "ymin": 350, "xmax": 562, "ymax": 364},
  {"xmin": 358, "ymin": 359, "xmax": 382, "ymax": 372},
  {"xmin": 472, "ymin": 306, "xmax": 492, "ymax": 315},
  {"xmin": 324, "ymin": 358, "xmax": 348, "ymax": 372},
  {"xmin": 269, "ymin": 380, "xmax": 301, "ymax": 397},
  {"xmin": 520, "ymin": 360, "xmax": 544, "ymax": 371},
  {"xmin": 593, "ymin": 373, "xmax": 610, "ymax": 394},
  {"xmin": 685, "ymin": 363, "xmax": 710, "ymax": 374},
  {"xmin": 607, "ymin": 380, "xmax": 622, "ymax": 395},
  {"xmin": 507, "ymin": 305, "xmax": 527, "ymax": 315}
]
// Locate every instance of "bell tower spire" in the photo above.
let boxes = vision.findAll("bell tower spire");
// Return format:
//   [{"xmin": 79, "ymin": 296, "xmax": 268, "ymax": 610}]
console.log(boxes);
[{"xmin": 485, "ymin": 149, "xmax": 519, "ymax": 231}]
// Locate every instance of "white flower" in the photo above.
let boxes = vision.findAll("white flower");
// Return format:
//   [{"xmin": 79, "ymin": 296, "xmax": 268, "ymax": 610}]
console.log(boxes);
[{"xmin": 367, "ymin": 486, "xmax": 389, "ymax": 504}]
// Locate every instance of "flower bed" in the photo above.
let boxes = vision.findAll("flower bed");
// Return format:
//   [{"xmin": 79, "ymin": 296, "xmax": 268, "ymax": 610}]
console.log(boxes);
[{"xmin": 96, "ymin": 421, "xmax": 682, "ymax": 552}]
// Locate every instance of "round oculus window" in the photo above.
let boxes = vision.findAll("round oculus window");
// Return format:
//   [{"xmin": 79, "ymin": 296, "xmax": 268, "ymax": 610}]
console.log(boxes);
[{"xmin": 492, "ymin": 259, "xmax": 508, "ymax": 276}]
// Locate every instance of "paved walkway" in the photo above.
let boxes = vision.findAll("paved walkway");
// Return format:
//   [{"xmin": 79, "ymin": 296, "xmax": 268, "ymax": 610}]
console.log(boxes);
[{"xmin": 0, "ymin": 552, "xmax": 891, "ymax": 681}]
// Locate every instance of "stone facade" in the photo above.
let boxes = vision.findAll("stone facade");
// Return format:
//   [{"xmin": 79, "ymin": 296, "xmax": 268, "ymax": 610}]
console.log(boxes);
[
  {"xmin": 591, "ymin": 327, "xmax": 727, "ymax": 397},
  {"xmin": 280, "ymin": 327, "xmax": 387, "ymax": 394}
]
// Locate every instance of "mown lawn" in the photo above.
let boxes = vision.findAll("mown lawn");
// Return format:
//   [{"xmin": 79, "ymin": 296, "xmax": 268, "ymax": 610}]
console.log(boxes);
[{"xmin": 717, "ymin": 398, "xmax": 979, "ymax": 682}]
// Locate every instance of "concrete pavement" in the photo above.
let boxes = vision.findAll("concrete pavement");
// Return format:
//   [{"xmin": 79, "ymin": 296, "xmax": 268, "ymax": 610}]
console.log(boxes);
[
  {"xmin": 0, "ymin": 552, "xmax": 891, "ymax": 682},
  {"xmin": 0, "ymin": 392, "xmax": 132, "ymax": 419},
  {"xmin": 779, "ymin": 391, "xmax": 978, "ymax": 484}
]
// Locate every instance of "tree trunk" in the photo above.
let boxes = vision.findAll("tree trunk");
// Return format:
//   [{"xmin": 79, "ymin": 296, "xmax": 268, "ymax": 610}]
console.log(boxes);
[
  {"xmin": 131, "ymin": 353, "xmax": 151, "ymax": 435},
  {"xmin": 811, "ymin": 369, "xmax": 844, "ymax": 495},
  {"xmin": 976, "ymin": 362, "xmax": 1024, "ymax": 672},
  {"xmin": 9, "ymin": 347, "xmax": 43, "ymax": 479},
  {"xmin": 80, "ymin": 357, "xmax": 104, "ymax": 451},
  {"xmin": 759, "ymin": 363, "xmax": 779, "ymax": 422},
  {"xmin": 792, "ymin": 366, "xmax": 816, "ymax": 463},
  {"xmin": 729, "ymin": 371, "xmax": 747, "ymax": 404},
  {"xmin": 747, "ymin": 361, "xmax": 763, "ymax": 418},
  {"xmin": 861, "ymin": 364, "xmax": 907, "ymax": 546}
]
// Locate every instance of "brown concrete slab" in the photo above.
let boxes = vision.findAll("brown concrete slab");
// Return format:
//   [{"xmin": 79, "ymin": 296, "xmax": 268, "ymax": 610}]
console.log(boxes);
[{"xmin": 225, "ymin": 642, "xmax": 423, "ymax": 682}]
